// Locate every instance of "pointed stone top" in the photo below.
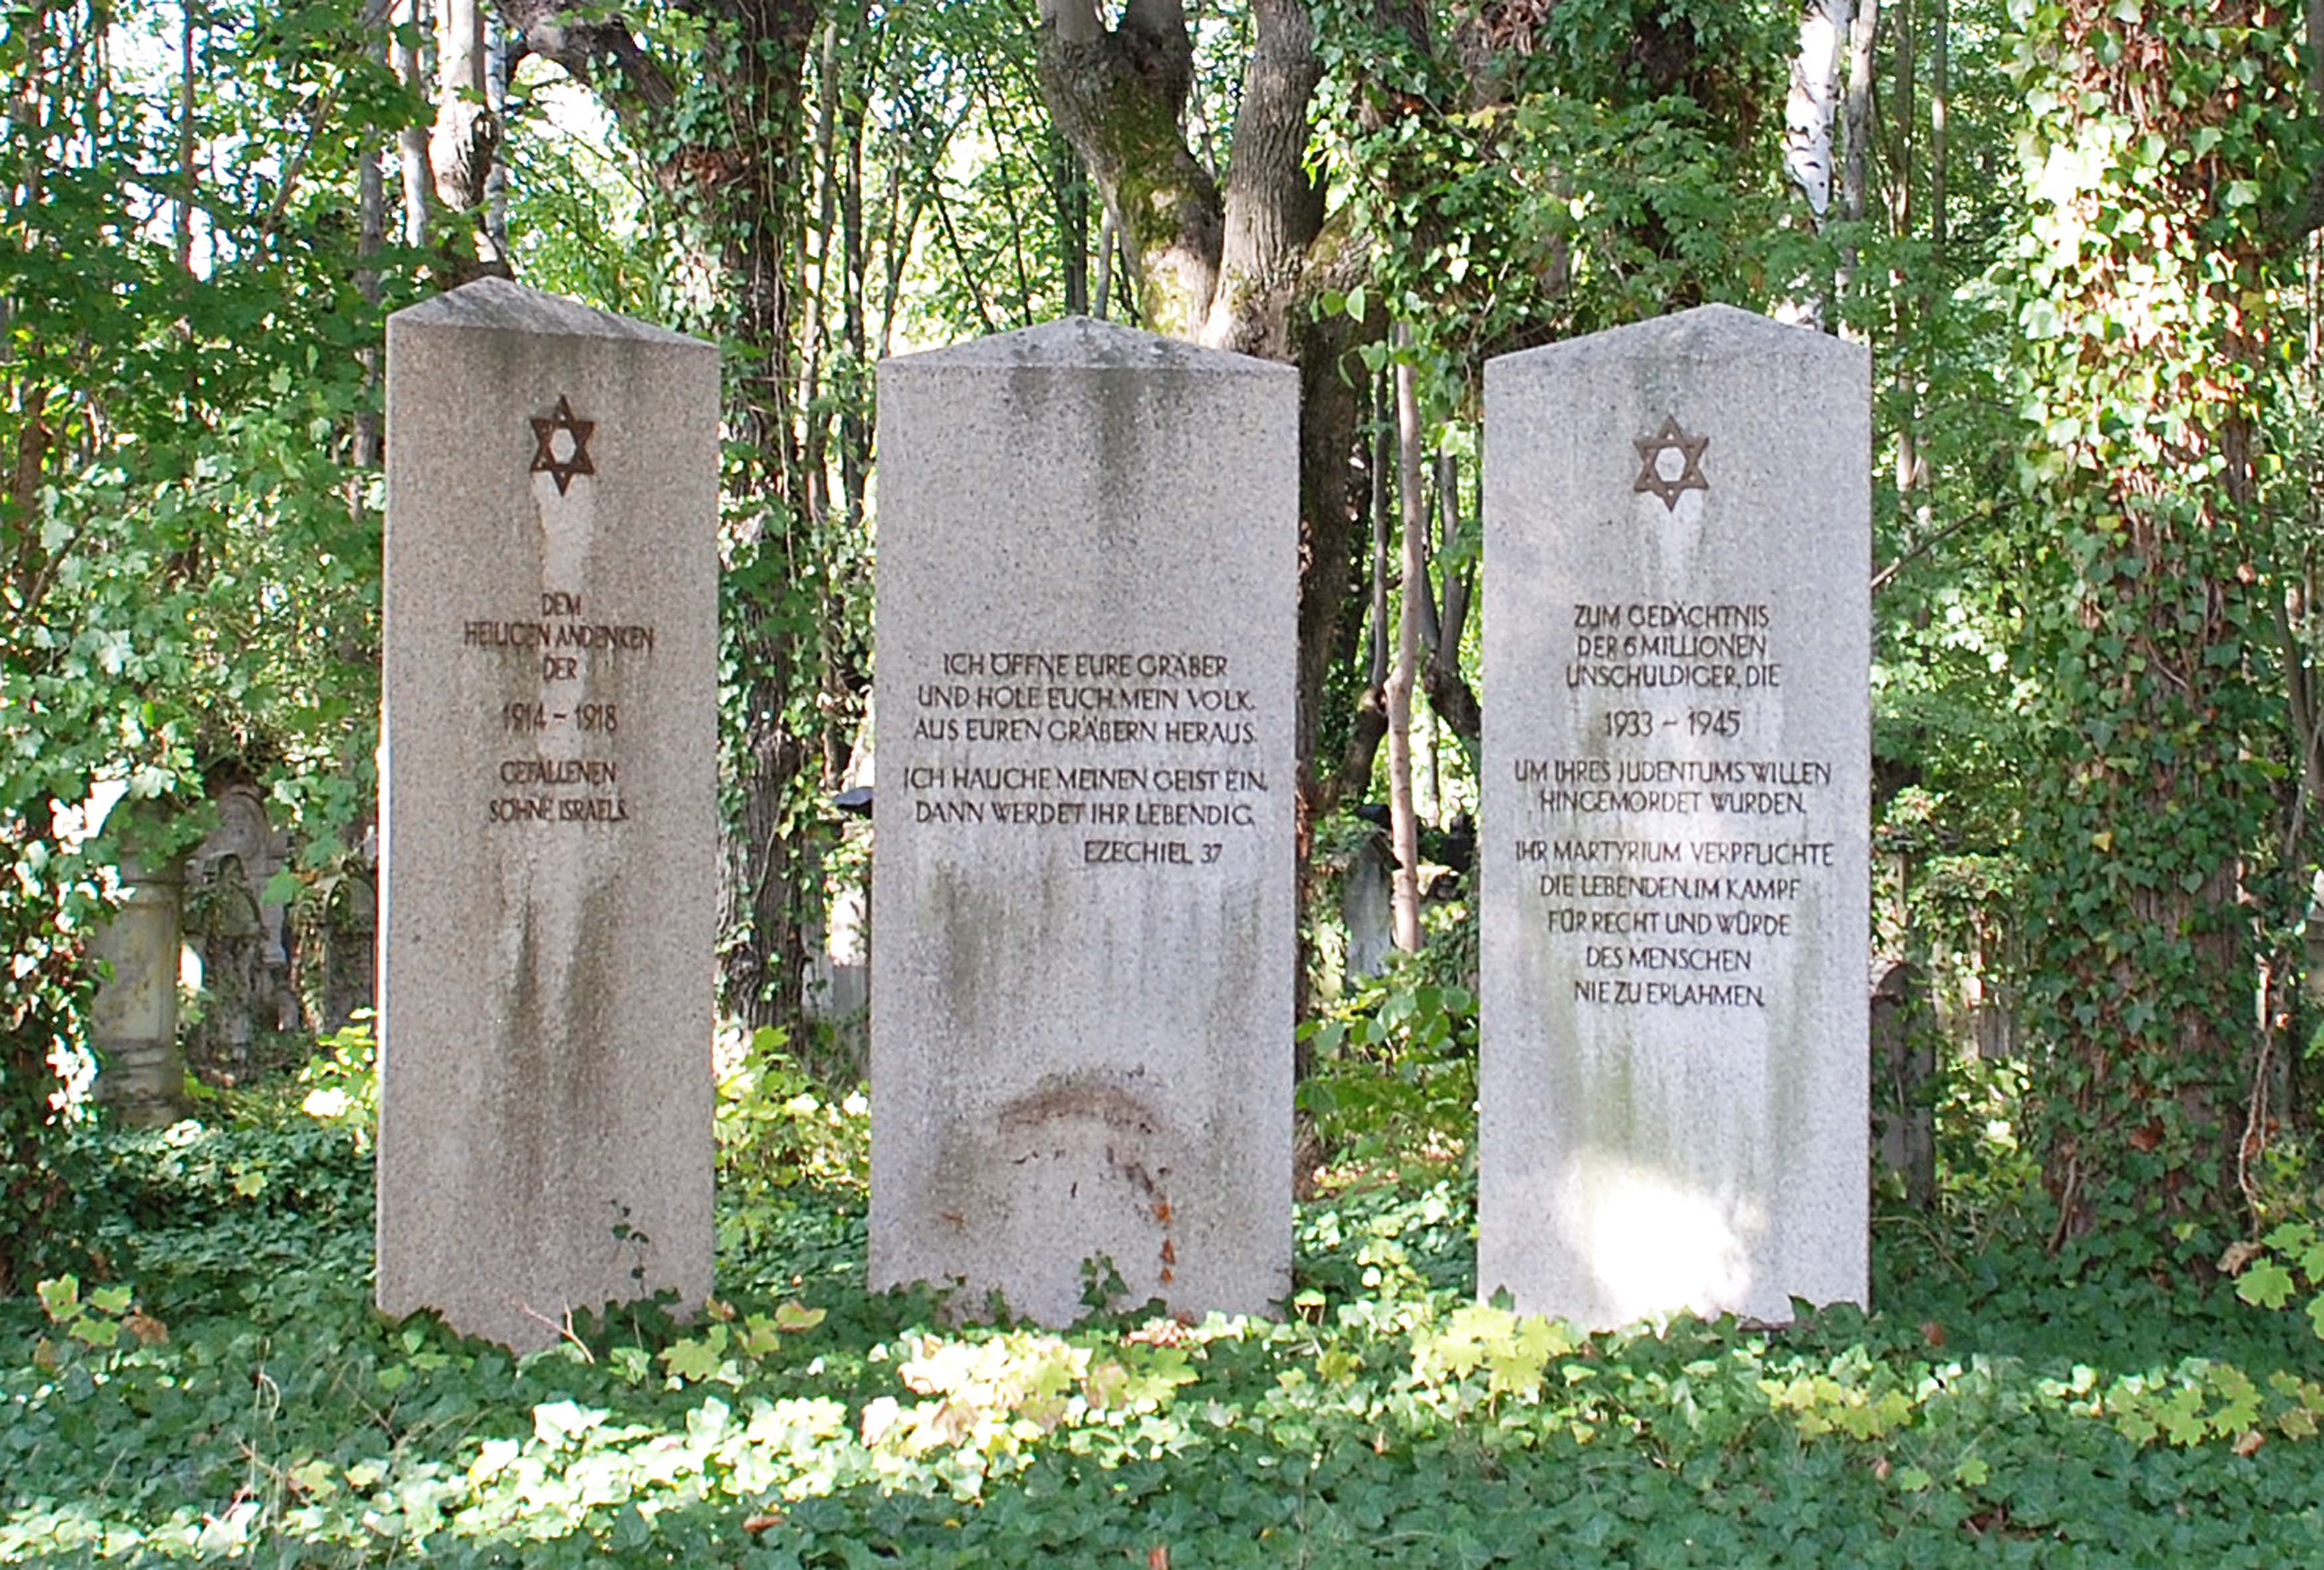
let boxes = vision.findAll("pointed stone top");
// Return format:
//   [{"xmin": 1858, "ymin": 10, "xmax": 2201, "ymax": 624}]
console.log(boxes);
[
  {"xmin": 1491, "ymin": 302, "xmax": 1854, "ymax": 372},
  {"xmin": 389, "ymin": 277, "xmax": 711, "ymax": 349},
  {"xmin": 884, "ymin": 316, "xmax": 1292, "ymax": 377}
]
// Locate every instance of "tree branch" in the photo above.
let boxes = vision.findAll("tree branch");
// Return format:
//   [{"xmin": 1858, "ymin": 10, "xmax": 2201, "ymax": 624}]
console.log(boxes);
[
  {"xmin": 1034, "ymin": 0, "xmax": 1220, "ymax": 337},
  {"xmin": 493, "ymin": 0, "xmax": 679, "ymax": 126},
  {"xmin": 1203, "ymin": 0, "xmax": 1325, "ymax": 353}
]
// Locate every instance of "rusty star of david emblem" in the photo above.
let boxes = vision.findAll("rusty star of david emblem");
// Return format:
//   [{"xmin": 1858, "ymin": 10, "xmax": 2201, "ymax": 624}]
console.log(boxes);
[
  {"xmin": 529, "ymin": 395, "xmax": 596, "ymax": 495},
  {"xmin": 1631, "ymin": 415, "xmax": 1710, "ymax": 510}
]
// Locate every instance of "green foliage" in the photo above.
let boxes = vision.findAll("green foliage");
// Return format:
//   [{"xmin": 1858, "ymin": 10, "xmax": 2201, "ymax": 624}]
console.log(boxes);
[
  {"xmin": 213, "ymin": 1016, "xmax": 380, "ymax": 1135},
  {"xmin": 2, "ymin": 0, "xmax": 406, "ymax": 1278},
  {"xmin": 1298, "ymin": 939, "xmax": 1478, "ymax": 1182},
  {"xmin": 17, "ymin": 1103, "xmax": 2324, "ymax": 1565},
  {"xmin": 2002, "ymin": 0, "xmax": 2319, "ymax": 1264},
  {"xmin": 717, "ymin": 1026, "xmax": 870, "ymax": 1196},
  {"xmin": 1312, "ymin": 0, "xmax": 1801, "ymax": 384},
  {"xmin": 2233, "ymin": 1222, "xmax": 2324, "ymax": 1342},
  {"xmin": 714, "ymin": 1025, "xmax": 870, "ymax": 1276}
]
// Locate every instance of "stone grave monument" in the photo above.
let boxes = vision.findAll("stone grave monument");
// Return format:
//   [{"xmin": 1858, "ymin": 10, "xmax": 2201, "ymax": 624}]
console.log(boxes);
[
  {"xmin": 88, "ymin": 804, "xmax": 190, "ymax": 1127},
  {"xmin": 378, "ymin": 278, "xmax": 717, "ymax": 1351},
  {"xmin": 1479, "ymin": 304, "xmax": 1871, "ymax": 1329},
  {"xmin": 870, "ymin": 318, "xmax": 1296, "ymax": 1325}
]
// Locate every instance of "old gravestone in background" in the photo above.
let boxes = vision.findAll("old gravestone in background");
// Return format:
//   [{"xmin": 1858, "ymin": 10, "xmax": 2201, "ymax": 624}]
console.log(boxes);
[
  {"xmin": 871, "ymin": 319, "xmax": 1296, "ymax": 1326},
  {"xmin": 378, "ymin": 278, "xmax": 717, "ymax": 1351},
  {"xmin": 1480, "ymin": 304, "xmax": 1871, "ymax": 1329}
]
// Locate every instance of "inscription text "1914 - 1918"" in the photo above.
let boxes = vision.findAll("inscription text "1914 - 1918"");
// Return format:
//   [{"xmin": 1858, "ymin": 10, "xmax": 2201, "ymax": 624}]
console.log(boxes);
[{"xmin": 466, "ymin": 591, "xmax": 651, "ymax": 828}]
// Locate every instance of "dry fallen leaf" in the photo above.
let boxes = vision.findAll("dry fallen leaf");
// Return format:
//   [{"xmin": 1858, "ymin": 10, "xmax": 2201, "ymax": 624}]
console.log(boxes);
[
  {"xmin": 2233, "ymin": 1430, "xmax": 2265, "ymax": 1458},
  {"xmin": 743, "ymin": 1511, "xmax": 784, "ymax": 1533},
  {"xmin": 1147, "ymin": 1547, "xmax": 1171, "ymax": 1570},
  {"xmin": 1127, "ymin": 1317, "xmax": 1187, "ymax": 1348},
  {"xmin": 2218, "ymin": 1239, "xmax": 2264, "ymax": 1276}
]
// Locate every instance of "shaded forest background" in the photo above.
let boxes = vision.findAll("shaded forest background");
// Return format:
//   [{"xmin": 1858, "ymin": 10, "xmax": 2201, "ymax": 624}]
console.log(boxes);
[{"xmin": 5, "ymin": 0, "xmax": 2324, "ymax": 1296}]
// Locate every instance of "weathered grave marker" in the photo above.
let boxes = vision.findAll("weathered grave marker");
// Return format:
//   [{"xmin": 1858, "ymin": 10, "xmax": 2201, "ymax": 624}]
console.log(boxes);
[
  {"xmin": 89, "ymin": 812, "xmax": 190, "ymax": 1127},
  {"xmin": 870, "ymin": 318, "xmax": 1296, "ymax": 1326},
  {"xmin": 1480, "ymin": 304, "xmax": 1871, "ymax": 1329},
  {"xmin": 378, "ymin": 278, "xmax": 717, "ymax": 1351}
]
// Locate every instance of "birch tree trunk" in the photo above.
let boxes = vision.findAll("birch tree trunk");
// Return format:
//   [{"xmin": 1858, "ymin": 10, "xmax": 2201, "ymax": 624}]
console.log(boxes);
[
  {"xmin": 1785, "ymin": 0, "xmax": 1850, "ymax": 222},
  {"xmin": 429, "ymin": 0, "xmax": 496, "ymax": 219},
  {"xmin": 384, "ymin": 0, "xmax": 503, "ymax": 277},
  {"xmin": 391, "ymin": 0, "xmax": 429, "ymax": 249}
]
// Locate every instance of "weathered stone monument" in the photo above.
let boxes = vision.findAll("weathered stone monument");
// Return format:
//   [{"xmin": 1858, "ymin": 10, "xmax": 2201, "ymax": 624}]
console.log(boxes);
[
  {"xmin": 89, "ymin": 808, "xmax": 190, "ymax": 1127},
  {"xmin": 182, "ymin": 776, "xmax": 296, "ymax": 1077},
  {"xmin": 870, "ymin": 318, "xmax": 1296, "ymax": 1325},
  {"xmin": 379, "ymin": 278, "xmax": 718, "ymax": 1351},
  {"xmin": 1479, "ymin": 304, "xmax": 1871, "ymax": 1329}
]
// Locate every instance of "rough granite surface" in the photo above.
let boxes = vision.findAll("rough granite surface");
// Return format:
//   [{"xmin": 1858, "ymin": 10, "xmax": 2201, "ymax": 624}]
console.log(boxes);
[
  {"xmin": 378, "ymin": 278, "xmax": 718, "ymax": 1352},
  {"xmin": 870, "ymin": 318, "xmax": 1298, "ymax": 1327},
  {"xmin": 1478, "ymin": 304, "xmax": 1872, "ymax": 1329}
]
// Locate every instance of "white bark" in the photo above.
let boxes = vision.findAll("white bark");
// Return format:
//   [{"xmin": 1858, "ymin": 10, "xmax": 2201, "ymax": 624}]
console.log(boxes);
[
  {"xmin": 429, "ymin": 0, "xmax": 495, "ymax": 213},
  {"xmin": 482, "ymin": 17, "xmax": 510, "ymax": 263},
  {"xmin": 391, "ymin": 0, "xmax": 429, "ymax": 247},
  {"xmin": 1785, "ymin": 0, "xmax": 1850, "ymax": 221}
]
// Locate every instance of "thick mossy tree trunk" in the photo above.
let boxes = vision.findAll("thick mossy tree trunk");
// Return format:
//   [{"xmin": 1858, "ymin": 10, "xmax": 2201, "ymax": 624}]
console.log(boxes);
[
  {"xmin": 1034, "ymin": 0, "xmax": 1371, "ymax": 873},
  {"xmin": 2012, "ymin": 0, "xmax": 2321, "ymax": 1266}
]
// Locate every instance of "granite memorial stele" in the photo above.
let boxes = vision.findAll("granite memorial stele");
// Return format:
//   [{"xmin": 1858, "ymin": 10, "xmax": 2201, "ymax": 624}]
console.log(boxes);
[
  {"xmin": 1479, "ymin": 303, "xmax": 1872, "ymax": 1330},
  {"xmin": 378, "ymin": 278, "xmax": 717, "ymax": 1351},
  {"xmin": 870, "ymin": 318, "xmax": 1297, "ymax": 1327}
]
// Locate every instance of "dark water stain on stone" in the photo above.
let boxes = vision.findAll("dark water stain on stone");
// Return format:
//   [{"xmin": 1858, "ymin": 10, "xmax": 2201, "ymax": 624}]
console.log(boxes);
[{"xmin": 926, "ymin": 1073, "xmax": 1185, "ymax": 1317}]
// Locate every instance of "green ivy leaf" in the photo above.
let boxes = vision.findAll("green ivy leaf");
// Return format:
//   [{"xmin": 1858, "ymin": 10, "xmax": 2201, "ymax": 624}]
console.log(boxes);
[{"xmin": 2236, "ymin": 1259, "xmax": 2295, "ymax": 1309}]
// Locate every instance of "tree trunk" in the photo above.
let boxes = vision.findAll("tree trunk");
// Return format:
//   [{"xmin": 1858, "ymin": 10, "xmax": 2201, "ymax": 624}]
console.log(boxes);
[
  {"xmin": 429, "ymin": 0, "xmax": 497, "ymax": 219},
  {"xmin": 1034, "ymin": 0, "xmax": 1222, "ymax": 339},
  {"xmin": 1837, "ymin": 0, "xmax": 1879, "ymax": 294},
  {"xmin": 1034, "ymin": 0, "xmax": 1380, "ymax": 1004},
  {"xmin": 1418, "ymin": 452, "xmax": 1480, "ymax": 754},
  {"xmin": 2015, "ymin": 0, "xmax": 2313, "ymax": 1264},
  {"xmin": 1841, "ymin": 0, "xmax": 1878, "ymax": 227},
  {"xmin": 1930, "ymin": 0, "xmax": 1948, "ymax": 263},
  {"xmin": 1386, "ymin": 326, "xmax": 1423, "ymax": 954},
  {"xmin": 1785, "ymin": 0, "xmax": 1850, "ymax": 222},
  {"xmin": 392, "ymin": 0, "xmax": 430, "ymax": 248},
  {"xmin": 496, "ymin": 0, "xmax": 828, "ymax": 1029}
]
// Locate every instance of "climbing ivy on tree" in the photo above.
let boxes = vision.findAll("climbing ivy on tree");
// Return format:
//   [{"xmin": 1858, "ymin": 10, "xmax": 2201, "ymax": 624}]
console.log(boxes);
[{"xmin": 2007, "ymin": 0, "xmax": 2321, "ymax": 1267}]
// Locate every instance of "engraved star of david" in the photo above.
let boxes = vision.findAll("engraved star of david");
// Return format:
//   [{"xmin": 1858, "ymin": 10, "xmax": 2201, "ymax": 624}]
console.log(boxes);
[
  {"xmin": 1631, "ymin": 415, "xmax": 1710, "ymax": 510},
  {"xmin": 529, "ymin": 395, "xmax": 596, "ymax": 495}
]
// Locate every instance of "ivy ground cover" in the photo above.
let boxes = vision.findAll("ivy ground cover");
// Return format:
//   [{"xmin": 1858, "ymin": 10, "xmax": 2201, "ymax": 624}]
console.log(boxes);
[{"xmin": 6, "ymin": 1117, "xmax": 2324, "ymax": 1567}]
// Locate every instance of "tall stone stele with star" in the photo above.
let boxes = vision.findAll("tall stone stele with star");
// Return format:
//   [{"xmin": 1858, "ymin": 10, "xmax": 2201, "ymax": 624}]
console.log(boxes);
[
  {"xmin": 378, "ymin": 278, "xmax": 719, "ymax": 1353},
  {"xmin": 1478, "ymin": 304, "xmax": 1872, "ymax": 1332}
]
